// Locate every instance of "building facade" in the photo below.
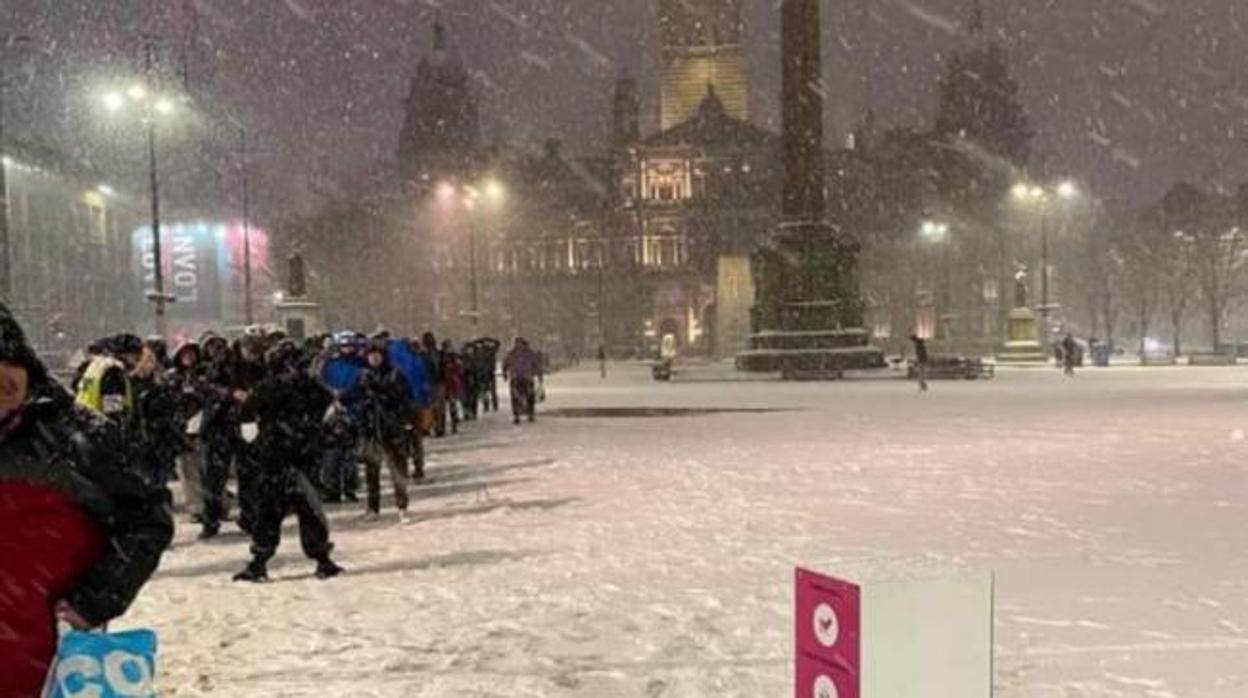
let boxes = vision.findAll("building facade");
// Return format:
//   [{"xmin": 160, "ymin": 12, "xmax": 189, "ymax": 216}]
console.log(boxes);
[
  {"xmin": 3, "ymin": 139, "xmax": 144, "ymax": 361},
  {"xmin": 279, "ymin": 12, "xmax": 778, "ymax": 360}
]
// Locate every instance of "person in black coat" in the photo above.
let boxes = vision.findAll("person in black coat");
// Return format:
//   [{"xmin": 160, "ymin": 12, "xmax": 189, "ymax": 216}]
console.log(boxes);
[
  {"xmin": 233, "ymin": 341, "xmax": 343, "ymax": 582},
  {"xmin": 198, "ymin": 333, "xmax": 244, "ymax": 538},
  {"xmin": 420, "ymin": 331, "xmax": 446, "ymax": 436},
  {"xmin": 130, "ymin": 338, "xmax": 181, "ymax": 487},
  {"xmin": 477, "ymin": 337, "xmax": 501, "ymax": 412},
  {"xmin": 0, "ymin": 304, "xmax": 173, "ymax": 696},
  {"xmin": 910, "ymin": 334, "xmax": 930, "ymax": 392}
]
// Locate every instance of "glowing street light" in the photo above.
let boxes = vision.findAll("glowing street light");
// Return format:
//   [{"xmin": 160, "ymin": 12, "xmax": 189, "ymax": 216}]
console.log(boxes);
[
  {"xmin": 483, "ymin": 177, "xmax": 506, "ymax": 204},
  {"xmin": 920, "ymin": 220, "xmax": 950, "ymax": 241},
  {"xmin": 1056, "ymin": 180, "xmax": 1078, "ymax": 200},
  {"xmin": 127, "ymin": 83, "xmax": 147, "ymax": 101},
  {"xmin": 97, "ymin": 184, "xmax": 115, "ymax": 197},
  {"xmin": 154, "ymin": 98, "xmax": 175, "ymax": 116},
  {"xmin": 103, "ymin": 92, "xmax": 125, "ymax": 112}
]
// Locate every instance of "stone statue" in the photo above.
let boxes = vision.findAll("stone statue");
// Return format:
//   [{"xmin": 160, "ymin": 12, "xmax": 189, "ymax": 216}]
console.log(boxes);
[
  {"xmin": 288, "ymin": 252, "xmax": 306, "ymax": 299},
  {"xmin": 1013, "ymin": 267, "xmax": 1029, "ymax": 309}
]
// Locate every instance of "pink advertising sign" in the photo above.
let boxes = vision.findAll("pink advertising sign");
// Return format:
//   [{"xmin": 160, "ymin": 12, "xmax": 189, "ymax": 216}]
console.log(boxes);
[{"xmin": 796, "ymin": 568, "xmax": 860, "ymax": 698}]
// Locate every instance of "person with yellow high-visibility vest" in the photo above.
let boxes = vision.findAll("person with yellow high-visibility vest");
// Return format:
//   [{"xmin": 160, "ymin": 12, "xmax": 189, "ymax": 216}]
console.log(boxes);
[{"xmin": 75, "ymin": 333, "xmax": 143, "ymax": 426}]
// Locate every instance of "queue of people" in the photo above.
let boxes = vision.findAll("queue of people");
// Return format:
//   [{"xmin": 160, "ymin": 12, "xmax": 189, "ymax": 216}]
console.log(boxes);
[{"xmin": 0, "ymin": 305, "xmax": 548, "ymax": 696}]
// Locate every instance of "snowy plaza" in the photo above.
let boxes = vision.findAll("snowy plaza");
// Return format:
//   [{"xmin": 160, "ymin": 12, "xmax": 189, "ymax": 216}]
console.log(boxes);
[{"xmin": 128, "ymin": 364, "xmax": 1248, "ymax": 697}]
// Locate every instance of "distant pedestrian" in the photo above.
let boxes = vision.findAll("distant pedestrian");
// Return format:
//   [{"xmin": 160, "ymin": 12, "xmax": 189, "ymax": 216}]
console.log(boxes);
[
  {"xmin": 1062, "ymin": 334, "xmax": 1078, "ymax": 376},
  {"xmin": 503, "ymin": 337, "xmax": 542, "ymax": 424},
  {"xmin": 598, "ymin": 344, "xmax": 607, "ymax": 379},
  {"xmin": 910, "ymin": 334, "xmax": 929, "ymax": 392}
]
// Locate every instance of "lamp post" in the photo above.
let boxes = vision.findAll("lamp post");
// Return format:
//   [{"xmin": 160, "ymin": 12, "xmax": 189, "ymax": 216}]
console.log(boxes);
[
  {"xmin": 440, "ymin": 178, "xmax": 505, "ymax": 328},
  {"xmin": 1012, "ymin": 180, "xmax": 1079, "ymax": 344},
  {"xmin": 920, "ymin": 220, "xmax": 952, "ymax": 344},
  {"xmin": 239, "ymin": 126, "xmax": 253, "ymax": 325},
  {"xmin": 103, "ymin": 38, "xmax": 179, "ymax": 337}
]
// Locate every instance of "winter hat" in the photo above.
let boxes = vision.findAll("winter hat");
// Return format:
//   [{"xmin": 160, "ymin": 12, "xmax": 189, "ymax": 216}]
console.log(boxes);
[
  {"xmin": 110, "ymin": 333, "xmax": 144, "ymax": 357},
  {"xmin": 171, "ymin": 340, "xmax": 201, "ymax": 366},
  {"xmin": 0, "ymin": 302, "xmax": 49, "ymax": 385}
]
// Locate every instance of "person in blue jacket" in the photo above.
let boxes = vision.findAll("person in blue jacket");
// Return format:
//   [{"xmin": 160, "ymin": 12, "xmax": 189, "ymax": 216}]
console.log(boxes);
[
  {"xmin": 383, "ymin": 333, "xmax": 429, "ymax": 480},
  {"xmin": 319, "ymin": 332, "xmax": 365, "ymax": 501}
]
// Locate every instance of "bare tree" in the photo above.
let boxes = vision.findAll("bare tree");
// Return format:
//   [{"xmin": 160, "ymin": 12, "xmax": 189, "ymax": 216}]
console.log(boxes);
[
  {"xmin": 1113, "ymin": 216, "xmax": 1163, "ymax": 361},
  {"xmin": 1161, "ymin": 184, "xmax": 1248, "ymax": 352},
  {"xmin": 1161, "ymin": 232, "xmax": 1197, "ymax": 356}
]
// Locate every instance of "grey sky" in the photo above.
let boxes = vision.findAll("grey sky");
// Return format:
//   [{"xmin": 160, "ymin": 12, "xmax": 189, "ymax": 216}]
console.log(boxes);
[{"xmin": 7, "ymin": 0, "xmax": 1246, "ymax": 221}]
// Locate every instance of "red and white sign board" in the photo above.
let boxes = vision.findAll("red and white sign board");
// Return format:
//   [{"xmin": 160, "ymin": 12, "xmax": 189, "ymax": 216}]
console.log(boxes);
[
  {"xmin": 795, "ymin": 568, "xmax": 861, "ymax": 698},
  {"xmin": 796, "ymin": 567, "xmax": 993, "ymax": 698}
]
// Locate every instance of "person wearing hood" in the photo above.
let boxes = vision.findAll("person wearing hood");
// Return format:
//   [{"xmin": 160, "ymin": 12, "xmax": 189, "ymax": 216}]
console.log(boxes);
[
  {"xmin": 353, "ymin": 338, "xmax": 414, "ymax": 519},
  {"xmin": 441, "ymin": 339, "xmax": 464, "ymax": 436},
  {"xmin": 233, "ymin": 340, "xmax": 342, "ymax": 582},
  {"xmin": 383, "ymin": 335, "xmax": 429, "ymax": 482},
  {"xmin": 198, "ymin": 331, "xmax": 269, "ymax": 539},
  {"xmin": 420, "ymin": 331, "xmax": 447, "ymax": 437},
  {"xmin": 168, "ymin": 340, "xmax": 208, "ymax": 521},
  {"xmin": 0, "ymin": 304, "xmax": 174, "ymax": 697},
  {"xmin": 320, "ymin": 331, "xmax": 365, "ymax": 502}
]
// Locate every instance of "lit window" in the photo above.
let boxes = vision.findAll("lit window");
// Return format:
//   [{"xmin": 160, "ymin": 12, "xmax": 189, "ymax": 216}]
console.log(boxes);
[{"xmin": 642, "ymin": 159, "xmax": 692, "ymax": 202}]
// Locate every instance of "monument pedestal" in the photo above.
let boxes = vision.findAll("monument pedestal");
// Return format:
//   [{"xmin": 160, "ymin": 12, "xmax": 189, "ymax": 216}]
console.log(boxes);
[
  {"xmin": 996, "ymin": 306, "xmax": 1047, "ymax": 364},
  {"xmin": 737, "ymin": 222, "xmax": 885, "ymax": 379},
  {"xmin": 275, "ymin": 298, "xmax": 325, "ymax": 341}
]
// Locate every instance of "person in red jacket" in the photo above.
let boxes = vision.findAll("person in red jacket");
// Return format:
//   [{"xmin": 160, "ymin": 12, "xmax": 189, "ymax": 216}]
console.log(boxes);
[
  {"xmin": 0, "ymin": 304, "xmax": 174, "ymax": 697},
  {"xmin": 441, "ymin": 340, "xmax": 464, "ymax": 435}
]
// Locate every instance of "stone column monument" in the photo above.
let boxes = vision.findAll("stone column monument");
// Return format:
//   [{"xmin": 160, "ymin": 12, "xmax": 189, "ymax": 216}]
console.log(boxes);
[{"xmin": 736, "ymin": 0, "xmax": 884, "ymax": 378}]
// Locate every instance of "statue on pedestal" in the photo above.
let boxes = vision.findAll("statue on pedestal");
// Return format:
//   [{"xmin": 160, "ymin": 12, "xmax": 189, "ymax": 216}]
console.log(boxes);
[
  {"xmin": 1013, "ymin": 266, "xmax": 1028, "ymax": 309},
  {"xmin": 288, "ymin": 251, "xmax": 307, "ymax": 299}
]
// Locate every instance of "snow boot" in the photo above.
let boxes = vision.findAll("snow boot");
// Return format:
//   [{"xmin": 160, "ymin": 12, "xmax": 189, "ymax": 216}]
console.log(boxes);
[
  {"xmin": 315, "ymin": 557, "xmax": 344, "ymax": 580},
  {"xmin": 232, "ymin": 560, "xmax": 269, "ymax": 583}
]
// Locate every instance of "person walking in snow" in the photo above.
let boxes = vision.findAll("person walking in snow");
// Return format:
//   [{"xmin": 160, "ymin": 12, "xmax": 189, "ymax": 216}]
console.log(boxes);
[
  {"xmin": 441, "ymin": 339, "xmax": 464, "ymax": 435},
  {"xmin": 1062, "ymin": 333, "xmax": 1079, "ymax": 377},
  {"xmin": 0, "ymin": 304, "xmax": 173, "ymax": 696},
  {"xmin": 911, "ymin": 334, "xmax": 930, "ymax": 392},
  {"xmin": 503, "ymin": 337, "xmax": 543, "ymax": 424}
]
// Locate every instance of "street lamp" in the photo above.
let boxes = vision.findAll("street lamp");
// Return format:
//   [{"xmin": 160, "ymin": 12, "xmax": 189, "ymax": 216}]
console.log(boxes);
[
  {"xmin": 921, "ymin": 220, "xmax": 950, "ymax": 242},
  {"xmin": 101, "ymin": 39, "xmax": 182, "ymax": 337},
  {"xmin": 437, "ymin": 178, "xmax": 507, "ymax": 327},
  {"xmin": 1011, "ymin": 178, "xmax": 1081, "ymax": 343},
  {"xmin": 920, "ymin": 220, "xmax": 954, "ymax": 343}
]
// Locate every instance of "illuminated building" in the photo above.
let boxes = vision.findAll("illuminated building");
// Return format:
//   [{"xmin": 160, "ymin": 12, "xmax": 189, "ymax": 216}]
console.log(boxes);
[{"xmin": 657, "ymin": 0, "xmax": 749, "ymax": 131}]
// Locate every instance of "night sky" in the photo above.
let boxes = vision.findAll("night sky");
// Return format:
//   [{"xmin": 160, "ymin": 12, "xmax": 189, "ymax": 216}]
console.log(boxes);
[{"xmin": 8, "ymin": 0, "xmax": 1248, "ymax": 221}]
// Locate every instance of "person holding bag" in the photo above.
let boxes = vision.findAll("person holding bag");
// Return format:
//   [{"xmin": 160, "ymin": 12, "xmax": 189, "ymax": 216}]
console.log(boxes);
[{"xmin": 0, "ymin": 304, "xmax": 174, "ymax": 697}]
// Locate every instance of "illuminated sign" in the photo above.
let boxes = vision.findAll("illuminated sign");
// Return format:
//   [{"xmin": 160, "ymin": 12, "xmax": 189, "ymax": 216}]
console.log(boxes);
[{"xmin": 131, "ymin": 220, "xmax": 273, "ymax": 333}]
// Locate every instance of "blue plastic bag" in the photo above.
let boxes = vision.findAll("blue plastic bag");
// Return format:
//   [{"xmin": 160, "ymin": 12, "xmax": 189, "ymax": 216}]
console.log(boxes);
[{"xmin": 42, "ymin": 629, "xmax": 158, "ymax": 698}]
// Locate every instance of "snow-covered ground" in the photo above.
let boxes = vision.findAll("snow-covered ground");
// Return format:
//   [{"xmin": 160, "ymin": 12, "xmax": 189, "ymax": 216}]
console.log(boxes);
[{"xmin": 129, "ymin": 364, "xmax": 1248, "ymax": 697}]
